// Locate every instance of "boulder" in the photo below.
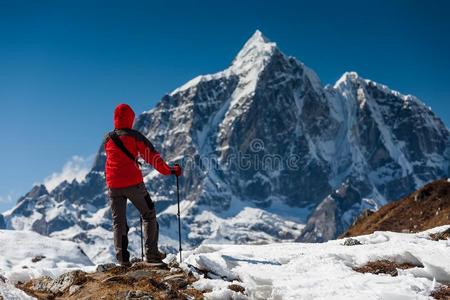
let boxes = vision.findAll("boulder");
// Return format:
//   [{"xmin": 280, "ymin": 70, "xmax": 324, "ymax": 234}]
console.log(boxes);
[
  {"xmin": 343, "ymin": 238, "xmax": 362, "ymax": 246},
  {"xmin": 95, "ymin": 263, "xmax": 116, "ymax": 272},
  {"xmin": 48, "ymin": 270, "xmax": 87, "ymax": 294}
]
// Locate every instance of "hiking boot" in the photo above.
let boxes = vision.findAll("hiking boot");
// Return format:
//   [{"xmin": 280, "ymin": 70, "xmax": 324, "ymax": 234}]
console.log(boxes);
[{"xmin": 145, "ymin": 251, "xmax": 166, "ymax": 264}]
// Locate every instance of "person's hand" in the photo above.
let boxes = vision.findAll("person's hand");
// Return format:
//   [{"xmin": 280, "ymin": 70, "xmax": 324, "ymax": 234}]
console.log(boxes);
[{"xmin": 171, "ymin": 164, "xmax": 182, "ymax": 176}]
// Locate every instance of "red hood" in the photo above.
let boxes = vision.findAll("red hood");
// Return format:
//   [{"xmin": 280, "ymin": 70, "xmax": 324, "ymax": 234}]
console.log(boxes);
[{"xmin": 114, "ymin": 103, "xmax": 135, "ymax": 129}]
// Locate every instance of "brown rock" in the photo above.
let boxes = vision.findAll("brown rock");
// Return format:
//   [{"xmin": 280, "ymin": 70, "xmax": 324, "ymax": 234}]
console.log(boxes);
[
  {"xmin": 431, "ymin": 284, "xmax": 450, "ymax": 300},
  {"xmin": 15, "ymin": 259, "xmax": 204, "ymax": 300},
  {"xmin": 228, "ymin": 284, "xmax": 245, "ymax": 294},
  {"xmin": 430, "ymin": 228, "xmax": 450, "ymax": 241}
]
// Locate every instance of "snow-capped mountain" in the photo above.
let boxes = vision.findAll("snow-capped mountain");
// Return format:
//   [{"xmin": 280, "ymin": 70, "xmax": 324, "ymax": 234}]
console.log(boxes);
[{"xmin": 2, "ymin": 30, "xmax": 449, "ymax": 262}]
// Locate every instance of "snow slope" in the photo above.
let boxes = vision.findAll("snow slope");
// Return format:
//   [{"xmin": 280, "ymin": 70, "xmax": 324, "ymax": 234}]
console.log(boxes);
[
  {"xmin": 0, "ymin": 230, "xmax": 94, "ymax": 299},
  {"xmin": 184, "ymin": 225, "xmax": 450, "ymax": 299},
  {"xmin": 0, "ymin": 284, "xmax": 34, "ymax": 300}
]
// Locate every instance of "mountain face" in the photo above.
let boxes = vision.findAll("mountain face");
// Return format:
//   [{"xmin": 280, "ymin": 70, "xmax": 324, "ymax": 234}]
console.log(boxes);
[{"xmin": 3, "ymin": 31, "xmax": 449, "ymax": 262}]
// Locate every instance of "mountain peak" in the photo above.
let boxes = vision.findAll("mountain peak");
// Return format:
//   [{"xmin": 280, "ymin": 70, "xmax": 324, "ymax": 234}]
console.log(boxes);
[
  {"xmin": 169, "ymin": 30, "xmax": 277, "ymax": 96},
  {"xmin": 334, "ymin": 71, "xmax": 418, "ymax": 105},
  {"xmin": 26, "ymin": 184, "xmax": 48, "ymax": 199},
  {"xmin": 334, "ymin": 71, "xmax": 361, "ymax": 88},
  {"xmin": 231, "ymin": 30, "xmax": 278, "ymax": 72},
  {"xmin": 248, "ymin": 30, "xmax": 272, "ymax": 44}
]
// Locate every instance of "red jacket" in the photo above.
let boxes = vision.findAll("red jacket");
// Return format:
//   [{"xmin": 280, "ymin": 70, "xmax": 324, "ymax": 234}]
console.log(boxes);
[{"xmin": 104, "ymin": 104, "xmax": 172, "ymax": 188}]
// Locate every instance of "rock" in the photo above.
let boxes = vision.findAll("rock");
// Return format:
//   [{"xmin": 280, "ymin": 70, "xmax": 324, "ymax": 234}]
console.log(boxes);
[
  {"xmin": 69, "ymin": 284, "xmax": 82, "ymax": 296},
  {"xmin": 137, "ymin": 261, "xmax": 168, "ymax": 269},
  {"xmin": 0, "ymin": 274, "xmax": 6, "ymax": 283},
  {"xmin": 166, "ymin": 277, "xmax": 188, "ymax": 289},
  {"xmin": 127, "ymin": 270, "xmax": 153, "ymax": 281},
  {"xmin": 31, "ymin": 255, "xmax": 46, "ymax": 263},
  {"xmin": 163, "ymin": 290, "xmax": 180, "ymax": 299},
  {"xmin": 16, "ymin": 258, "xmax": 204, "ymax": 300},
  {"xmin": 101, "ymin": 275, "xmax": 129, "ymax": 284},
  {"xmin": 23, "ymin": 185, "xmax": 48, "ymax": 200},
  {"xmin": 166, "ymin": 255, "xmax": 179, "ymax": 268},
  {"xmin": 125, "ymin": 290, "xmax": 153, "ymax": 300},
  {"xmin": 228, "ymin": 284, "xmax": 245, "ymax": 294},
  {"xmin": 298, "ymin": 197, "xmax": 338, "ymax": 243},
  {"xmin": 148, "ymin": 278, "xmax": 170, "ymax": 290},
  {"xmin": 170, "ymin": 267, "xmax": 182, "ymax": 273},
  {"xmin": 30, "ymin": 276, "xmax": 53, "ymax": 292},
  {"xmin": 130, "ymin": 257, "xmax": 142, "ymax": 264},
  {"xmin": 430, "ymin": 228, "xmax": 450, "ymax": 241},
  {"xmin": 343, "ymin": 238, "xmax": 362, "ymax": 246},
  {"xmin": 163, "ymin": 273, "xmax": 188, "ymax": 289},
  {"xmin": 154, "ymin": 269, "xmax": 170, "ymax": 277},
  {"xmin": 431, "ymin": 284, "xmax": 450, "ymax": 300},
  {"xmin": 48, "ymin": 270, "xmax": 87, "ymax": 294},
  {"xmin": 95, "ymin": 263, "xmax": 116, "ymax": 272},
  {"xmin": 163, "ymin": 274, "xmax": 184, "ymax": 280}
]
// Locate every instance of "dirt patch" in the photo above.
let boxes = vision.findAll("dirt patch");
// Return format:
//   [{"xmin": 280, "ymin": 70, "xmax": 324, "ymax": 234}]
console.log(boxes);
[
  {"xmin": 353, "ymin": 260, "xmax": 422, "ymax": 277},
  {"xmin": 341, "ymin": 179, "xmax": 450, "ymax": 237},
  {"xmin": 431, "ymin": 285, "xmax": 450, "ymax": 300},
  {"xmin": 430, "ymin": 228, "xmax": 450, "ymax": 241},
  {"xmin": 17, "ymin": 261, "xmax": 203, "ymax": 300}
]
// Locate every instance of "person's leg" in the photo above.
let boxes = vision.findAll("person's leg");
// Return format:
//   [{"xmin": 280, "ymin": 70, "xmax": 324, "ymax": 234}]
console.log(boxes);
[
  {"xmin": 125, "ymin": 183, "xmax": 159, "ymax": 259},
  {"xmin": 108, "ymin": 188, "xmax": 130, "ymax": 264}
]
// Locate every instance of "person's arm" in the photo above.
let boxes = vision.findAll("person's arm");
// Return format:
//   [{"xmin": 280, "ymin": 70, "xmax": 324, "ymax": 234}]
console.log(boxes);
[{"xmin": 136, "ymin": 134, "xmax": 182, "ymax": 176}]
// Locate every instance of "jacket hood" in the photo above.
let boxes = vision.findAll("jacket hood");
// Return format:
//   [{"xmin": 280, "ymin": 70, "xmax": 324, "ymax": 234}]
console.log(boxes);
[{"xmin": 114, "ymin": 103, "xmax": 135, "ymax": 129}]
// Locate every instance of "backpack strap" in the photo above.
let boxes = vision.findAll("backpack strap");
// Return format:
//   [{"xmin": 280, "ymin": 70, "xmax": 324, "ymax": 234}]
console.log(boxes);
[{"xmin": 108, "ymin": 131, "xmax": 142, "ymax": 167}]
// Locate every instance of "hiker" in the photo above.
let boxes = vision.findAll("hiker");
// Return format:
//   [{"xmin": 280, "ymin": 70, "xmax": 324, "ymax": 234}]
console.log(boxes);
[{"xmin": 104, "ymin": 103, "xmax": 182, "ymax": 266}]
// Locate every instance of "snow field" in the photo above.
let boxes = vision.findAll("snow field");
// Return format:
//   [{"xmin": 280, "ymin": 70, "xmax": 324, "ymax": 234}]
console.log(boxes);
[
  {"xmin": 0, "ymin": 230, "xmax": 95, "ymax": 299},
  {"xmin": 183, "ymin": 225, "xmax": 450, "ymax": 299}
]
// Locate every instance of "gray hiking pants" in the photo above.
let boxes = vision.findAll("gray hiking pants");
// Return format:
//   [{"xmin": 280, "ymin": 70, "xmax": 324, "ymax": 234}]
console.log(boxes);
[{"xmin": 108, "ymin": 182, "xmax": 159, "ymax": 263}]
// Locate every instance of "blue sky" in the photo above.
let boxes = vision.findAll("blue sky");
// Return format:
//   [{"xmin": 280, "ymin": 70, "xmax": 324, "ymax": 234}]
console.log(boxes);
[{"xmin": 0, "ymin": 0, "xmax": 449, "ymax": 212}]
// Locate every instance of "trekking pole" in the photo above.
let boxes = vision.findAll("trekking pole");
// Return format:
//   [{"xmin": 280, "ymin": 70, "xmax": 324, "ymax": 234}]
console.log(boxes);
[
  {"xmin": 140, "ymin": 217, "xmax": 144, "ymax": 261},
  {"xmin": 176, "ymin": 172, "xmax": 182, "ymax": 263}
]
